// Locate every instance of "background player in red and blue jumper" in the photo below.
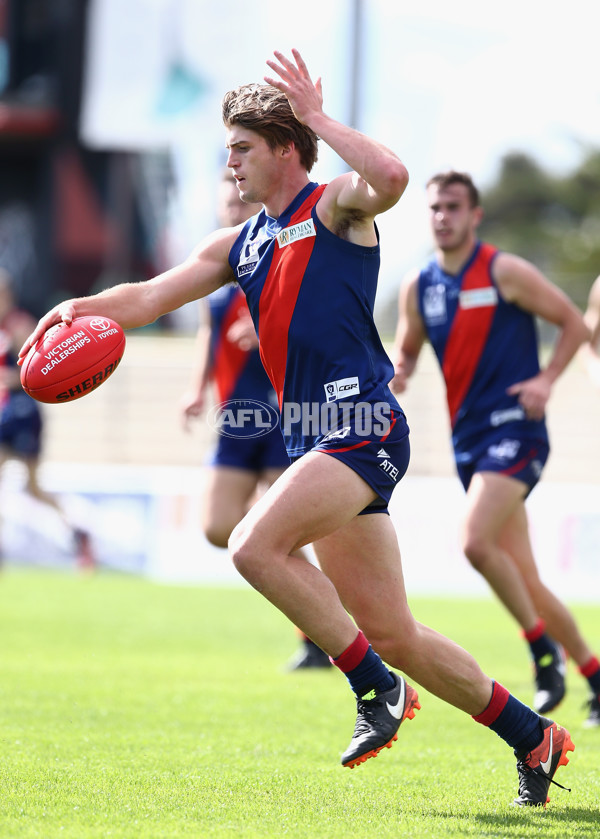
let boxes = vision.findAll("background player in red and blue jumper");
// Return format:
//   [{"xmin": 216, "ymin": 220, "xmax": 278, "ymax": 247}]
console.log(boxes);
[
  {"xmin": 0, "ymin": 269, "xmax": 94, "ymax": 568},
  {"xmin": 181, "ymin": 170, "xmax": 330, "ymax": 670},
  {"xmin": 392, "ymin": 170, "xmax": 600, "ymax": 726},
  {"xmin": 20, "ymin": 51, "xmax": 575, "ymax": 807}
]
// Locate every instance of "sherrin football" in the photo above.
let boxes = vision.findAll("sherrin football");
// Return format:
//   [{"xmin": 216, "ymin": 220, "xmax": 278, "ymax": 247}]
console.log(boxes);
[{"xmin": 20, "ymin": 315, "xmax": 126, "ymax": 403}]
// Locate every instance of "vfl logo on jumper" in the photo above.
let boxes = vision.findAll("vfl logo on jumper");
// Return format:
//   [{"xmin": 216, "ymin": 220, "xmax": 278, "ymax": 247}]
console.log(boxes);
[
  {"xmin": 277, "ymin": 219, "xmax": 316, "ymax": 247},
  {"xmin": 423, "ymin": 283, "xmax": 447, "ymax": 325},
  {"xmin": 324, "ymin": 376, "xmax": 360, "ymax": 403},
  {"xmin": 237, "ymin": 224, "xmax": 275, "ymax": 278},
  {"xmin": 488, "ymin": 439, "xmax": 520, "ymax": 461},
  {"xmin": 207, "ymin": 399, "xmax": 279, "ymax": 439},
  {"xmin": 459, "ymin": 287, "xmax": 498, "ymax": 309},
  {"xmin": 237, "ymin": 240, "xmax": 261, "ymax": 277}
]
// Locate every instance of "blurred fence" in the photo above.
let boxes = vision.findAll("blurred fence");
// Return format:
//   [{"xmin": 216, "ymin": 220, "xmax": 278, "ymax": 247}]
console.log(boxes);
[
  {"xmin": 4, "ymin": 334, "xmax": 600, "ymax": 599},
  {"xmin": 40, "ymin": 334, "xmax": 600, "ymax": 483}
]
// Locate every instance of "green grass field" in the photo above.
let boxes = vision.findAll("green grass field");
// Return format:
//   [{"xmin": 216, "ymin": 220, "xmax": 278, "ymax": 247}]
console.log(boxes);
[{"xmin": 1, "ymin": 568, "xmax": 598, "ymax": 838}]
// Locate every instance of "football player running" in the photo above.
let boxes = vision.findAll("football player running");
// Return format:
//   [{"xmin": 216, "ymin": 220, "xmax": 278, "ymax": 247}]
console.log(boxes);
[{"xmin": 20, "ymin": 50, "xmax": 574, "ymax": 806}]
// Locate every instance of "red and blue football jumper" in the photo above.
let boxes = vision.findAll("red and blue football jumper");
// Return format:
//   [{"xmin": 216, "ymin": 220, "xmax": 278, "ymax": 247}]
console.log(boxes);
[
  {"xmin": 206, "ymin": 284, "xmax": 289, "ymax": 470},
  {"xmin": 208, "ymin": 284, "xmax": 275, "ymax": 405},
  {"xmin": 228, "ymin": 182, "xmax": 409, "ymax": 507},
  {"xmin": 416, "ymin": 241, "xmax": 549, "ymax": 490}
]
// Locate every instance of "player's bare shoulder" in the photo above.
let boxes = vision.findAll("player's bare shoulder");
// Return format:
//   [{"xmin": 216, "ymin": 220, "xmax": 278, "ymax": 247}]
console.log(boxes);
[{"xmin": 491, "ymin": 250, "xmax": 543, "ymax": 303}]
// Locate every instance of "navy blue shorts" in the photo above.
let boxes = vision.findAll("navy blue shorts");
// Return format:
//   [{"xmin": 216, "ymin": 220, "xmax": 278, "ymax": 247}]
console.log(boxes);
[
  {"xmin": 313, "ymin": 410, "xmax": 410, "ymax": 515},
  {"xmin": 208, "ymin": 427, "xmax": 290, "ymax": 472},
  {"xmin": 456, "ymin": 428, "xmax": 549, "ymax": 494},
  {"xmin": 0, "ymin": 391, "xmax": 43, "ymax": 457}
]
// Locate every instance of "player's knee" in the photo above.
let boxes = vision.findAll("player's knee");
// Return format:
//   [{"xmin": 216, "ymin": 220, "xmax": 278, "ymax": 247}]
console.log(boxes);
[
  {"xmin": 462, "ymin": 532, "xmax": 491, "ymax": 572},
  {"xmin": 362, "ymin": 618, "xmax": 418, "ymax": 671},
  {"xmin": 203, "ymin": 523, "xmax": 230, "ymax": 549},
  {"xmin": 373, "ymin": 639, "xmax": 411, "ymax": 671},
  {"xmin": 228, "ymin": 522, "xmax": 261, "ymax": 583}
]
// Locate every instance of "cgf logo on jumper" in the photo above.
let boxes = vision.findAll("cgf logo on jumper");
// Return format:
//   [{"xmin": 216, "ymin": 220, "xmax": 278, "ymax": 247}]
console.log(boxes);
[
  {"xmin": 324, "ymin": 376, "xmax": 360, "ymax": 403},
  {"xmin": 277, "ymin": 219, "xmax": 316, "ymax": 247}
]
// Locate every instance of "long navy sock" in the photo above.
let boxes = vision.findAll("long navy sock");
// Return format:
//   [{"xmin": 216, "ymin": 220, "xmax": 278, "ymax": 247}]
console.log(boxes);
[
  {"xmin": 332, "ymin": 630, "xmax": 395, "ymax": 698},
  {"xmin": 580, "ymin": 655, "xmax": 600, "ymax": 697},
  {"xmin": 473, "ymin": 681, "xmax": 543, "ymax": 754},
  {"xmin": 523, "ymin": 619, "xmax": 556, "ymax": 662}
]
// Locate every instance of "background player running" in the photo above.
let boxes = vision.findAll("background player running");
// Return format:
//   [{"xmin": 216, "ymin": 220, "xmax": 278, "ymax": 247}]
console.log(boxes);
[
  {"xmin": 392, "ymin": 169, "xmax": 600, "ymax": 726},
  {"xmin": 20, "ymin": 51, "xmax": 575, "ymax": 807},
  {"xmin": 0, "ymin": 268, "xmax": 94, "ymax": 568},
  {"xmin": 181, "ymin": 169, "xmax": 330, "ymax": 670}
]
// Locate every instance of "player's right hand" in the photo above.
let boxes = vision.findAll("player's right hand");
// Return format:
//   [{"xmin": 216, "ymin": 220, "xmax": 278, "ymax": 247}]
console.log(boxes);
[
  {"xmin": 180, "ymin": 392, "xmax": 206, "ymax": 432},
  {"xmin": 389, "ymin": 369, "xmax": 408, "ymax": 395},
  {"xmin": 18, "ymin": 302, "xmax": 77, "ymax": 365}
]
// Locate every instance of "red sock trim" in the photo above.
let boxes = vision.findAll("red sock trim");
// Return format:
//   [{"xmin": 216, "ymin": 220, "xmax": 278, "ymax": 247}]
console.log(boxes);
[
  {"xmin": 522, "ymin": 618, "xmax": 545, "ymax": 643},
  {"xmin": 472, "ymin": 681, "xmax": 510, "ymax": 726},
  {"xmin": 332, "ymin": 630, "xmax": 369, "ymax": 673},
  {"xmin": 579, "ymin": 655, "xmax": 600, "ymax": 679}
]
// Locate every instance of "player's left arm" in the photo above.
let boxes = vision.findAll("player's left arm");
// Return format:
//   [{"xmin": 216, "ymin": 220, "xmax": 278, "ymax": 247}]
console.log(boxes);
[
  {"xmin": 494, "ymin": 252, "xmax": 590, "ymax": 418},
  {"xmin": 264, "ymin": 49, "xmax": 408, "ymax": 232},
  {"xmin": 390, "ymin": 270, "xmax": 426, "ymax": 394}
]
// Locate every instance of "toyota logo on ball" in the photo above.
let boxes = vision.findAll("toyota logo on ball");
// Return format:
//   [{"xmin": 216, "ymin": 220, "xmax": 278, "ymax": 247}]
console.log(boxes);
[
  {"xmin": 89, "ymin": 318, "xmax": 112, "ymax": 331},
  {"xmin": 207, "ymin": 399, "xmax": 280, "ymax": 439}
]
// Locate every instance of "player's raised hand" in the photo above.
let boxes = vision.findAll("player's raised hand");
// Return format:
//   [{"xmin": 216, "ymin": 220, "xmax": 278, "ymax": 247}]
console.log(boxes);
[
  {"xmin": 18, "ymin": 301, "xmax": 77, "ymax": 365},
  {"xmin": 264, "ymin": 49, "xmax": 323, "ymax": 126}
]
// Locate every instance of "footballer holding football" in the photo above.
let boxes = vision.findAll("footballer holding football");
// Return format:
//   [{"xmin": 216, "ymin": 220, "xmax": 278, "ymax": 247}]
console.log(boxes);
[{"xmin": 20, "ymin": 49, "xmax": 575, "ymax": 807}]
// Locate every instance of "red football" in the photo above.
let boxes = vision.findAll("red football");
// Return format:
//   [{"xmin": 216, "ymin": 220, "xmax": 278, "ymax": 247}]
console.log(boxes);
[{"xmin": 20, "ymin": 315, "xmax": 126, "ymax": 403}]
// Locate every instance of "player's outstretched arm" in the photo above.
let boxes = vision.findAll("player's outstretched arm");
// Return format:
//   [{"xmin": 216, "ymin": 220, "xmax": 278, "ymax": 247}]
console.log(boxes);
[
  {"xmin": 265, "ymin": 49, "xmax": 408, "ymax": 218},
  {"xmin": 18, "ymin": 228, "xmax": 238, "ymax": 364}
]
